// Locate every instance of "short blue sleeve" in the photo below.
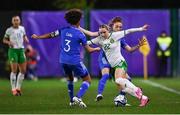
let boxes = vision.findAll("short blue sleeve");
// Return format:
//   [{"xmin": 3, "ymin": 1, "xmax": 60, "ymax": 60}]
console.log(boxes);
[
  {"xmin": 120, "ymin": 38, "xmax": 128, "ymax": 49},
  {"xmin": 79, "ymin": 32, "xmax": 87, "ymax": 46}
]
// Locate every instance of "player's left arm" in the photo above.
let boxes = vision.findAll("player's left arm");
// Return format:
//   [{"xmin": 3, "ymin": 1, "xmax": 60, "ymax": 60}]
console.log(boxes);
[
  {"xmin": 22, "ymin": 27, "xmax": 29, "ymax": 43},
  {"xmin": 113, "ymin": 24, "xmax": 149, "ymax": 41},
  {"xmin": 125, "ymin": 37, "xmax": 147, "ymax": 53},
  {"xmin": 125, "ymin": 24, "xmax": 149, "ymax": 34},
  {"xmin": 23, "ymin": 35, "xmax": 29, "ymax": 44}
]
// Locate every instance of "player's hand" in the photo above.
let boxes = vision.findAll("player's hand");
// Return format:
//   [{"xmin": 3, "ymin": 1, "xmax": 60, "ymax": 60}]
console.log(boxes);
[
  {"xmin": 138, "ymin": 36, "xmax": 147, "ymax": 47},
  {"xmin": 24, "ymin": 36, "xmax": 29, "ymax": 43},
  {"xmin": 141, "ymin": 24, "xmax": 149, "ymax": 31},
  {"xmin": 95, "ymin": 47, "xmax": 101, "ymax": 51},
  {"xmin": 8, "ymin": 41, "xmax": 14, "ymax": 47},
  {"xmin": 31, "ymin": 34, "xmax": 39, "ymax": 39}
]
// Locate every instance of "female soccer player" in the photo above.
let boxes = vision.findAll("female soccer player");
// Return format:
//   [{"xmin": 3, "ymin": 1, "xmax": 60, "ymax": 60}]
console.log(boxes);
[
  {"xmin": 31, "ymin": 9, "xmax": 100, "ymax": 108},
  {"xmin": 79, "ymin": 17, "xmax": 147, "ymax": 103},
  {"xmin": 3, "ymin": 16, "xmax": 29, "ymax": 96},
  {"xmin": 87, "ymin": 24, "xmax": 149, "ymax": 107}
]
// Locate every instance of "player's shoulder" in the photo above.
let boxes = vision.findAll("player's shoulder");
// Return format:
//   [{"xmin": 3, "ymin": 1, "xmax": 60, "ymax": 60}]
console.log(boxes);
[
  {"xmin": 120, "ymin": 38, "xmax": 126, "ymax": 42},
  {"xmin": 6, "ymin": 26, "xmax": 13, "ymax": 31},
  {"xmin": 19, "ymin": 25, "xmax": 25, "ymax": 29},
  {"xmin": 60, "ymin": 26, "xmax": 69, "ymax": 30}
]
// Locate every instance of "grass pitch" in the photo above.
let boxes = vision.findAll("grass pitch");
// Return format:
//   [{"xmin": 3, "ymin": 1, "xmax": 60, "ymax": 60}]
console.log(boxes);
[{"xmin": 0, "ymin": 77, "xmax": 180, "ymax": 114}]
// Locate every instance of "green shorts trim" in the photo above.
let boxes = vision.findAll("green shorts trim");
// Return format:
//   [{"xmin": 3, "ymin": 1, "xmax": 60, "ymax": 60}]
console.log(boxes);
[
  {"xmin": 114, "ymin": 60, "xmax": 128, "ymax": 72},
  {"xmin": 8, "ymin": 48, "xmax": 26, "ymax": 64},
  {"xmin": 111, "ymin": 60, "xmax": 128, "ymax": 81}
]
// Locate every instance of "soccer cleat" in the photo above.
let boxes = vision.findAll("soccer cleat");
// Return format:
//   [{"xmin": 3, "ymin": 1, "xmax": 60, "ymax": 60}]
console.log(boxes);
[
  {"xmin": 135, "ymin": 87, "xmax": 143, "ymax": 100},
  {"xmin": 16, "ymin": 89, "xmax": 22, "ymax": 96},
  {"xmin": 95, "ymin": 94, "xmax": 103, "ymax": 102},
  {"xmin": 12, "ymin": 89, "xmax": 18, "ymax": 96},
  {"xmin": 73, "ymin": 97, "xmax": 87, "ymax": 108},
  {"xmin": 139, "ymin": 95, "xmax": 149, "ymax": 107},
  {"xmin": 69, "ymin": 101, "xmax": 76, "ymax": 107}
]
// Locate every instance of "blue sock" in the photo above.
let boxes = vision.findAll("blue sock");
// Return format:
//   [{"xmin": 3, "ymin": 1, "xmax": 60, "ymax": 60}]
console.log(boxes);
[
  {"xmin": 120, "ymin": 91, "xmax": 126, "ymax": 96},
  {"xmin": 98, "ymin": 74, "xmax": 110, "ymax": 94},
  {"xmin": 77, "ymin": 81, "xmax": 90, "ymax": 98},
  {"xmin": 67, "ymin": 80, "xmax": 74, "ymax": 102}
]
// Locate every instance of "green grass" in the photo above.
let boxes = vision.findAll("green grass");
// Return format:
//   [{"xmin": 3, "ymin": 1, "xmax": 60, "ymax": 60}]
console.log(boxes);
[{"xmin": 0, "ymin": 77, "xmax": 180, "ymax": 114}]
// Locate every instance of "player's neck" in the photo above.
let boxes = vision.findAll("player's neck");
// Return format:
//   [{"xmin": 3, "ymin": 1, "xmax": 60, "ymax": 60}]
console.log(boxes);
[
  {"xmin": 12, "ymin": 25, "xmax": 19, "ymax": 29},
  {"xmin": 71, "ymin": 24, "xmax": 79, "ymax": 28}
]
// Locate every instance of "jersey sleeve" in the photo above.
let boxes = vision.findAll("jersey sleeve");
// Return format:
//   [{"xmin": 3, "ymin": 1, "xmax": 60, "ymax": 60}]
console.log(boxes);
[
  {"xmin": 79, "ymin": 32, "xmax": 87, "ymax": 46},
  {"xmin": 4, "ymin": 28, "xmax": 10, "ymax": 39},
  {"xmin": 87, "ymin": 36, "xmax": 100, "ymax": 45},
  {"xmin": 50, "ymin": 30, "xmax": 60, "ymax": 38},
  {"xmin": 22, "ymin": 27, "xmax": 26, "ymax": 36},
  {"xmin": 112, "ymin": 31, "xmax": 126, "ymax": 41},
  {"xmin": 120, "ymin": 38, "xmax": 128, "ymax": 49}
]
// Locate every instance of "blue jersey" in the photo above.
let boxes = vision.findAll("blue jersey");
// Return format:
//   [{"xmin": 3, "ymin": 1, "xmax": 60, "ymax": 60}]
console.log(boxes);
[
  {"xmin": 98, "ymin": 38, "xmax": 128, "ymax": 69},
  {"xmin": 58, "ymin": 26, "xmax": 87, "ymax": 65}
]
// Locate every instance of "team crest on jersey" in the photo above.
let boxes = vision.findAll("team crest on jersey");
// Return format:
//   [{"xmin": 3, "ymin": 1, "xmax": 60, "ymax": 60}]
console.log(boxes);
[{"xmin": 110, "ymin": 39, "xmax": 115, "ymax": 43}]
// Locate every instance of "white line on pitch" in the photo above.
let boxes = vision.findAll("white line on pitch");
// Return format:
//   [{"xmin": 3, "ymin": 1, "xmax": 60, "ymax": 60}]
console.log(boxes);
[{"xmin": 142, "ymin": 80, "xmax": 180, "ymax": 95}]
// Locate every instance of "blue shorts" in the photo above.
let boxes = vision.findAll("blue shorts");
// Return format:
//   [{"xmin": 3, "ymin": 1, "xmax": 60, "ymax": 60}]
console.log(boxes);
[
  {"xmin": 98, "ymin": 51, "xmax": 111, "ymax": 70},
  {"xmin": 61, "ymin": 62, "xmax": 89, "ymax": 78}
]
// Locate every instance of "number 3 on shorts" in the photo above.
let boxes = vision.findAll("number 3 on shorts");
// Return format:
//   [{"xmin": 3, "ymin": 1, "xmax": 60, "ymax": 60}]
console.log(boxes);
[{"xmin": 64, "ymin": 39, "xmax": 71, "ymax": 52}]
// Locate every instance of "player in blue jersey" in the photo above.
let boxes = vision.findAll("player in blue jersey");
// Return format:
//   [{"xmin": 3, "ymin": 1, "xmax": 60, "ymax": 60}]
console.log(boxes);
[
  {"xmin": 31, "ymin": 9, "xmax": 100, "ymax": 108},
  {"xmin": 79, "ymin": 17, "xmax": 146, "ymax": 104}
]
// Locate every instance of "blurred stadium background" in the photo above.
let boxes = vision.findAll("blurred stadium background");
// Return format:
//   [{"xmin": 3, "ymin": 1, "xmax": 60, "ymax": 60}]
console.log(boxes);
[{"xmin": 0, "ymin": 0, "xmax": 180, "ymax": 114}]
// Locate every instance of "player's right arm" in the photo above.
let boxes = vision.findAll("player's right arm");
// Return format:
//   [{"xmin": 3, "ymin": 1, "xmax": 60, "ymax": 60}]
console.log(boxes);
[
  {"xmin": 31, "ymin": 30, "xmax": 59, "ymax": 39},
  {"xmin": 79, "ymin": 32, "xmax": 100, "ymax": 53},
  {"xmin": 79, "ymin": 26, "xmax": 99, "ymax": 37},
  {"xmin": 84, "ymin": 45, "xmax": 101, "ymax": 53},
  {"xmin": 2, "ymin": 29, "xmax": 14, "ymax": 47},
  {"xmin": 87, "ymin": 36, "xmax": 101, "ymax": 45}
]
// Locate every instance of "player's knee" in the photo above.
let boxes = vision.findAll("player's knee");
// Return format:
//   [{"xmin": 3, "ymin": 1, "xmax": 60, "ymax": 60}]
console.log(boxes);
[
  {"xmin": 115, "ymin": 78, "xmax": 125, "ymax": 87},
  {"xmin": 101, "ymin": 68, "xmax": 110, "ymax": 75},
  {"xmin": 82, "ymin": 75, "xmax": 91, "ymax": 83}
]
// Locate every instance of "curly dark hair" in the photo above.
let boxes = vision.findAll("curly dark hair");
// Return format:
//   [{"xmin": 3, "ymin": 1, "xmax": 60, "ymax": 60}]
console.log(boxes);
[
  {"xmin": 108, "ymin": 16, "xmax": 122, "ymax": 27},
  {"xmin": 64, "ymin": 9, "xmax": 82, "ymax": 25}
]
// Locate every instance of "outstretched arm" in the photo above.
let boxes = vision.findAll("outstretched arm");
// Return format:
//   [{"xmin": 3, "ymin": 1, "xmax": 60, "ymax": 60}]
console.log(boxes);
[
  {"xmin": 84, "ymin": 45, "xmax": 100, "ymax": 53},
  {"xmin": 79, "ymin": 26, "xmax": 99, "ymax": 37},
  {"xmin": 113, "ymin": 24, "xmax": 149, "ymax": 41},
  {"xmin": 125, "ymin": 36, "xmax": 148, "ymax": 53},
  {"xmin": 125, "ymin": 24, "xmax": 149, "ymax": 34},
  {"xmin": 31, "ymin": 30, "xmax": 59, "ymax": 39}
]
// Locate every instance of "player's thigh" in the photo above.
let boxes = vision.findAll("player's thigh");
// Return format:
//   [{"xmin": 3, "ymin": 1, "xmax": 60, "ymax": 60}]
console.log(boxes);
[
  {"xmin": 8, "ymin": 48, "xmax": 18, "ymax": 73},
  {"xmin": 115, "ymin": 68, "xmax": 126, "ymax": 80},
  {"xmin": 114, "ymin": 61, "xmax": 128, "ymax": 79},
  {"xmin": 73, "ymin": 62, "xmax": 90, "ymax": 82},
  {"xmin": 99, "ymin": 54, "xmax": 111, "ymax": 75},
  {"xmin": 62, "ymin": 63, "xmax": 73, "ymax": 81},
  {"xmin": 18, "ymin": 49, "xmax": 26, "ymax": 64},
  {"xmin": 8, "ymin": 48, "xmax": 18, "ymax": 64}
]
